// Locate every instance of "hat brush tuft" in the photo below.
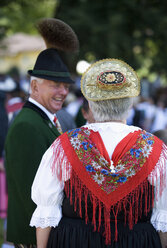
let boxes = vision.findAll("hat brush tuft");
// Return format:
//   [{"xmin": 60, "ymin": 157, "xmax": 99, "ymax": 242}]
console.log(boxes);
[{"xmin": 36, "ymin": 18, "xmax": 79, "ymax": 52}]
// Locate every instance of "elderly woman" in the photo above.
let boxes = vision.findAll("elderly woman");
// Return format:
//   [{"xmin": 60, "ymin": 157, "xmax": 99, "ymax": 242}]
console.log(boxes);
[{"xmin": 30, "ymin": 59, "xmax": 167, "ymax": 248}]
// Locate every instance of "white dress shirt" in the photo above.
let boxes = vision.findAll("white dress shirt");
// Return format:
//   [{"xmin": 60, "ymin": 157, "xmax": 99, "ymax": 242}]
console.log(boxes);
[{"xmin": 29, "ymin": 97, "xmax": 57, "ymax": 125}]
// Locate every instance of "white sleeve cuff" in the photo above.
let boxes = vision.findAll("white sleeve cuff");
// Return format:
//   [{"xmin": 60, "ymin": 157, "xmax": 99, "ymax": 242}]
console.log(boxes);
[
  {"xmin": 151, "ymin": 209, "xmax": 167, "ymax": 232},
  {"xmin": 30, "ymin": 205, "xmax": 62, "ymax": 228}
]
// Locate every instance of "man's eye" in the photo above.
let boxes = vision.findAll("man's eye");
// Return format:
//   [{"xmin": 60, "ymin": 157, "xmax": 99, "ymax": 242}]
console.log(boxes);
[
  {"xmin": 50, "ymin": 84, "xmax": 59, "ymax": 88},
  {"xmin": 64, "ymin": 84, "xmax": 70, "ymax": 90}
]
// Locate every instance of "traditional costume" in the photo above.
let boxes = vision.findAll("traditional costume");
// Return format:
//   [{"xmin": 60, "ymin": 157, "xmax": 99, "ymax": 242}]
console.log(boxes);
[
  {"xmin": 5, "ymin": 18, "xmax": 78, "ymax": 246},
  {"xmin": 30, "ymin": 59, "xmax": 167, "ymax": 247}
]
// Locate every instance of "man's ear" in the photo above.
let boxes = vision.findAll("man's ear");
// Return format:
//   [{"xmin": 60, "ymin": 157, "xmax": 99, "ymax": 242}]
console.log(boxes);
[{"xmin": 30, "ymin": 80, "xmax": 39, "ymax": 95}]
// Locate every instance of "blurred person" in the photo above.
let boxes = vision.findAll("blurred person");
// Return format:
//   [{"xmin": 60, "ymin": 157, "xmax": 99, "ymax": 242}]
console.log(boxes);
[
  {"xmin": 142, "ymin": 97, "xmax": 156, "ymax": 132},
  {"xmin": 140, "ymin": 76, "xmax": 151, "ymax": 99},
  {"xmin": 151, "ymin": 129, "xmax": 167, "ymax": 248},
  {"xmin": 0, "ymin": 74, "xmax": 16, "ymax": 93},
  {"xmin": 132, "ymin": 96, "xmax": 158, "ymax": 132},
  {"xmin": 5, "ymin": 18, "xmax": 79, "ymax": 248},
  {"xmin": 56, "ymin": 107, "xmax": 76, "ymax": 132},
  {"xmin": 132, "ymin": 96, "xmax": 147, "ymax": 129},
  {"xmin": 81, "ymin": 97, "xmax": 95, "ymax": 124},
  {"xmin": 65, "ymin": 89, "xmax": 84, "ymax": 118},
  {"xmin": 126, "ymin": 97, "xmax": 139, "ymax": 126},
  {"xmin": 0, "ymin": 90, "xmax": 8, "ymax": 162},
  {"xmin": 0, "ymin": 73, "xmax": 29, "ymax": 248},
  {"xmin": 0, "ymin": 84, "xmax": 11, "ymax": 248},
  {"xmin": 0, "ymin": 159, "xmax": 7, "ymax": 219},
  {"xmin": 30, "ymin": 59, "xmax": 166, "ymax": 248},
  {"xmin": 0, "ymin": 90, "xmax": 8, "ymax": 220},
  {"xmin": 5, "ymin": 80, "xmax": 25, "ymax": 124},
  {"xmin": 19, "ymin": 74, "xmax": 31, "ymax": 96},
  {"xmin": 0, "ymin": 85, "xmax": 8, "ymax": 218},
  {"xmin": 75, "ymin": 97, "xmax": 95, "ymax": 127},
  {"xmin": 150, "ymin": 99, "xmax": 167, "ymax": 133}
]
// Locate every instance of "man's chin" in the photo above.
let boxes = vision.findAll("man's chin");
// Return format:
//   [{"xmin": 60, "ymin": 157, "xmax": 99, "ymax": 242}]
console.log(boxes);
[{"xmin": 53, "ymin": 104, "xmax": 63, "ymax": 112}]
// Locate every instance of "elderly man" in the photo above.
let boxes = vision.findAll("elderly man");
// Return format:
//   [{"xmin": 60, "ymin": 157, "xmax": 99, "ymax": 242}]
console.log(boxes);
[{"xmin": 5, "ymin": 47, "xmax": 75, "ymax": 248}]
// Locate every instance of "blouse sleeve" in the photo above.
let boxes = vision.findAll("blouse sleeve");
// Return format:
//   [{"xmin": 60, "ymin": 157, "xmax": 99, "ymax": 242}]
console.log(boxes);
[
  {"xmin": 30, "ymin": 145, "xmax": 64, "ymax": 228},
  {"xmin": 151, "ymin": 187, "xmax": 167, "ymax": 232},
  {"xmin": 149, "ymin": 143, "xmax": 167, "ymax": 232}
]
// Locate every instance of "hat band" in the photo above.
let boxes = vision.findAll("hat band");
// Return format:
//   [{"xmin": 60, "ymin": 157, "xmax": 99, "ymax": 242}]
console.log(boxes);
[{"xmin": 32, "ymin": 70, "xmax": 70, "ymax": 77}]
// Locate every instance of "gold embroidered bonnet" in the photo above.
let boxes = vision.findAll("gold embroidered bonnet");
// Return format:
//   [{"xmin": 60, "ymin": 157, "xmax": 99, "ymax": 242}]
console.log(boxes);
[{"xmin": 81, "ymin": 58, "xmax": 140, "ymax": 101}]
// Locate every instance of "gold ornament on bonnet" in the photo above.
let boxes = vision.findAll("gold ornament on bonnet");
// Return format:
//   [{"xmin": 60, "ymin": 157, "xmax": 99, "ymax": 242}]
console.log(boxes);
[{"xmin": 81, "ymin": 59, "xmax": 140, "ymax": 101}]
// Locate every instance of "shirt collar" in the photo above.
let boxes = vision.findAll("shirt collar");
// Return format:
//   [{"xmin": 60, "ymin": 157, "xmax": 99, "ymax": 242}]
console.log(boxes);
[{"xmin": 29, "ymin": 97, "xmax": 56, "ymax": 124}]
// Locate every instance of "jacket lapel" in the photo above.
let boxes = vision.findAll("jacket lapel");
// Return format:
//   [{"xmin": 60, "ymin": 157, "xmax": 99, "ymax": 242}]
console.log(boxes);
[
  {"xmin": 44, "ymin": 119, "xmax": 61, "ymax": 136},
  {"xmin": 23, "ymin": 101, "xmax": 61, "ymax": 137}
]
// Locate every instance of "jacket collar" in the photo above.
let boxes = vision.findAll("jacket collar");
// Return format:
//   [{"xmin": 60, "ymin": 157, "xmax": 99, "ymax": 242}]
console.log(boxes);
[{"xmin": 23, "ymin": 101, "xmax": 61, "ymax": 136}]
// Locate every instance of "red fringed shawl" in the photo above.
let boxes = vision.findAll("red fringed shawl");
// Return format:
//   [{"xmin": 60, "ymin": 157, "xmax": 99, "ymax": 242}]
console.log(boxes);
[{"xmin": 51, "ymin": 127, "xmax": 167, "ymax": 244}]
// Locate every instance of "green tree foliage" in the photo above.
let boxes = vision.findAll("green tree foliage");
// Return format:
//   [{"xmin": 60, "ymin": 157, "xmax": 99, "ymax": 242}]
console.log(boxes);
[
  {"xmin": 1, "ymin": 0, "xmax": 167, "ymax": 77},
  {"xmin": 55, "ymin": 0, "xmax": 167, "ymax": 77},
  {"xmin": 0, "ymin": 0, "xmax": 56, "ymax": 37}
]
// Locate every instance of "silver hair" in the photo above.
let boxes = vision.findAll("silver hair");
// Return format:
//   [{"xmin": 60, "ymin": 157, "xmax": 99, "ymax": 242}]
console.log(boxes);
[
  {"xmin": 88, "ymin": 98, "xmax": 133, "ymax": 122},
  {"xmin": 30, "ymin": 76, "xmax": 43, "ymax": 84},
  {"xmin": 29, "ymin": 76, "xmax": 43, "ymax": 94}
]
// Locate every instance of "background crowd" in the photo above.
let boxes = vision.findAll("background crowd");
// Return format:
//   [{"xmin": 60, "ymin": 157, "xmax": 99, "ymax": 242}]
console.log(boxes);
[
  {"xmin": 0, "ymin": 1, "xmax": 167, "ymax": 246},
  {"xmin": 0, "ymin": 66, "xmax": 167, "ymax": 243}
]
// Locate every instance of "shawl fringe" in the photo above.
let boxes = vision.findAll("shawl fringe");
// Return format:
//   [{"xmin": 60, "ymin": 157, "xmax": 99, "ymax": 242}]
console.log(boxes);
[{"xmin": 51, "ymin": 136, "xmax": 167, "ymax": 245}]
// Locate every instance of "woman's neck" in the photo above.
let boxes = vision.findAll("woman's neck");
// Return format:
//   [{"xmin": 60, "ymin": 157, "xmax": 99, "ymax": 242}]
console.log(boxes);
[{"xmin": 96, "ymin": 119, "xmax": 126, "ymax": 124}]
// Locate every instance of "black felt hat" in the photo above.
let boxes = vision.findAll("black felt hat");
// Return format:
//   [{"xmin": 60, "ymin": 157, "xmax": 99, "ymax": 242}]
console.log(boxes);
[{"xmin": 28, "ymin": 48, "xmax": 74, "ymax": 84}]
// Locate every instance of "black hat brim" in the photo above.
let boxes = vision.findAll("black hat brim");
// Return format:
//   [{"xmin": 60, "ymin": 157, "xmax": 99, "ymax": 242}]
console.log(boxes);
[{"xmin": 28, "ymin": 70, "xmax": 75, "ymax": 84}]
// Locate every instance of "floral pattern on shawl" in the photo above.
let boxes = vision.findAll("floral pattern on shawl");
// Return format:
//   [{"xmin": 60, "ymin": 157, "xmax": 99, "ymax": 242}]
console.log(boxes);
[{"xmin": 67, "ymin": 128, "xmax": 155, "ymax": 194}]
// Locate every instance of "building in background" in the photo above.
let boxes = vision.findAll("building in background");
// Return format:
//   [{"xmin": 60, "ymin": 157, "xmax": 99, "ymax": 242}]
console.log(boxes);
[{"xmin": 0, "ymin": 33, "xmax": 45, "ymax": 75}]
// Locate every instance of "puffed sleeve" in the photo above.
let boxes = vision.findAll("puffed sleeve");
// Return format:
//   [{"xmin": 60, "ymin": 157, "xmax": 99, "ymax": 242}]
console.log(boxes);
[
  {"xmin": 150, "ymin": 159, "xmax": 167, "ymax": 232},
  {"xmin": 148, "ymin": 143, "xmax": 167, "ymax": 232},
  {"xmin": 151, "ymin": 187, "xmax": 167, "ymax": 232},
  {"xmin": 30, "ymin": 145, "xmax": 64, "ymax": 228}
]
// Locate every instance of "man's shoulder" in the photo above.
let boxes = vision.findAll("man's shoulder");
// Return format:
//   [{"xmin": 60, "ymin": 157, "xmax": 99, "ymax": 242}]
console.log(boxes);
[
  {"xmin": 6, "ymin": 108, "xmax": 49, "ymax": 140},
  {"xmin": 11, "ymin": 106, "xmax": 46, "ymax": 126}
]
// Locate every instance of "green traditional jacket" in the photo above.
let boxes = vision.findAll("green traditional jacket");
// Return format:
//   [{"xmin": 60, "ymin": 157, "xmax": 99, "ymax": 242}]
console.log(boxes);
[{"xmin": 5, "ymin": 101, "xmax": 60, "ymax": 245}]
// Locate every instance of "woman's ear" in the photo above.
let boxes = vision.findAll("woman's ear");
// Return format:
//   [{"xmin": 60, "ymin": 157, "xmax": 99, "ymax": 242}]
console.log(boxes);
[{"xmin": 88, "ymin": 101, "xmax": 91, "ymax": 110}]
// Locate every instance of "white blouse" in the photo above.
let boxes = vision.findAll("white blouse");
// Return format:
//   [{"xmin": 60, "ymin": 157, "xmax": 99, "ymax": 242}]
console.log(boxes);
[
  {"xmin": 151, "ymin": 183, "xmax": 167, "ymax": 232},
  {"xmin": 30, "ymin": 122, "xmax": 167, "ymax": 232}
]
